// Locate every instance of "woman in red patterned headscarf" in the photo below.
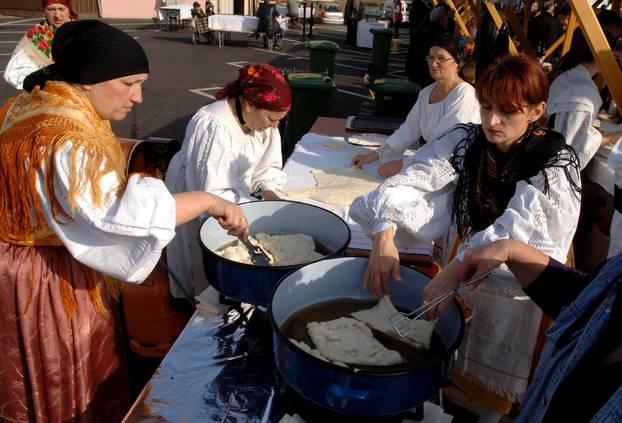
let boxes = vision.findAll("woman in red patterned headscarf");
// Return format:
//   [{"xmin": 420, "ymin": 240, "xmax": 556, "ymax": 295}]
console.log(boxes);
[
  {"xmin": 4, "ymin": 0, "xmax": 78, "ymax": 89},
  {"xmin": 165, "ymin": 63, "xmax": 291, "ymax": 302}
]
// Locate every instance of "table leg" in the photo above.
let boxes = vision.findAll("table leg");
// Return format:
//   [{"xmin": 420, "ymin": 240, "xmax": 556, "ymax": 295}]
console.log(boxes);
[
  {"xmin": 308, "ymin": 3, "xmax": 315, "ymax": 38},
  {"xmin": 300, "ymin": 2, "xmax": 307, "ymax": 41}
]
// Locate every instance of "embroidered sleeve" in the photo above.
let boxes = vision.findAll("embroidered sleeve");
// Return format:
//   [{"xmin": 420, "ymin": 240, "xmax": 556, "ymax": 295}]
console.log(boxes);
[
  {"xmin": 350, "ymin": 127, "xmax": 464, "ymax": 247},
  {"xmin": 251, "ymin": 128, "xmax": 286, "ymax": 194},
  {"xmin": 456, "ymin": 150, "xmax": 581, "ymax": 264},
  {"xmin": 45, "ymin": 142, "xmax": 176, "ymax": 283},
  {"xmin": 553, "ymin": 109, "xmax": 601, "ymax": 170},
  {"xmin": 4, "ymin": 45, "xmax": 40, "ymax": 90}
]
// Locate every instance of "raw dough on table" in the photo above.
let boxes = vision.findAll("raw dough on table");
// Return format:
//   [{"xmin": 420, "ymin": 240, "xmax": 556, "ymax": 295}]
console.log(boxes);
[
  {"xmin": 347, "ymin": 133, "xmax": 389, "ymax": 147},
  {"xmin": 307, "ymin": 317, "xmax": 403, "ymax": 366},
  {"xmin": 323, "ymin": 139, "xmax": 347, "ymax": 149},
  {"xmin": 351, "ymin": 295, "xmax": 437, "ymax": 349},
  {"xmin": 285, "ymin": 167, "xmax": 381, "ymax": 206}
]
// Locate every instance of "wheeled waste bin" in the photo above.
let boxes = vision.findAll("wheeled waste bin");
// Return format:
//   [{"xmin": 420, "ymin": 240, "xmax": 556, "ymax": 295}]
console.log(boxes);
[
  {"xmin": 284, "ymin": 72, "xmax": 337, "ymax": 161},
  {"xmin": 371, "ymin": 78, "xmax": 420, "ymax": 118},
  {"xmin": 369, "ymin": 28, "xmax": 394, "ymax": 77},
  {"xmin": 305, "ymin": 40, "xmax": 339, "ymax": 78}
]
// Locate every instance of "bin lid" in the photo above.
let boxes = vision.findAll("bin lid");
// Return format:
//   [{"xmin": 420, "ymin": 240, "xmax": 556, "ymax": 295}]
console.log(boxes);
[
  {"xmin": 372, "ymin": 78, "xmax": 420, "ymax": 95},
  {"xmin": 286, "ymin": 72, "xmax": 337, "ymax": 90},
  {"xmin": 370, "ymin": 28, "xmax": 394, "ymax": 36},
  {"xmin": 305, "ymin": 40, "xmax": 339, "ymax": 51}
]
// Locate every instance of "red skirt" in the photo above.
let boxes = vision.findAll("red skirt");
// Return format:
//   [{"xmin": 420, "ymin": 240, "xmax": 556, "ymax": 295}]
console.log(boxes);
[{"xmin": 0, "ymin": 242, "xmax": 130, "ymax": 422}]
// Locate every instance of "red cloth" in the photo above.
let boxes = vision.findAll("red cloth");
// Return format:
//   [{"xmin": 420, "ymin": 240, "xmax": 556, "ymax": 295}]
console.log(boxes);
[{"xmin": 216, "ymin": 63, "xmax": 291, "ymax": 112}]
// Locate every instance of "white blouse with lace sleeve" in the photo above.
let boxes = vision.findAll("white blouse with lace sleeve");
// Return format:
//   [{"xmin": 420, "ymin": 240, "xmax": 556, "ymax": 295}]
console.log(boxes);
[
  {"xmin": 39, "ymin": 142, "xmax": 177, "ymax": 283},
  {"xmin": 378, "ymin": 82, "xmax": 480, "ymax": 163},
  {"xmin": 4, "ymin": 43, "xmax": 41, "ymax": 90},
  {"xmin": 350, "ymin": 125, "xmax": 581, "ymax": 263}
]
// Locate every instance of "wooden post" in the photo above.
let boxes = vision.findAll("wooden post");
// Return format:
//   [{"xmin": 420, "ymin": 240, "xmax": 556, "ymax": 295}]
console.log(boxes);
[
  {"xmin": 444, "ymin": 0, "xmax": 474, "ymax": 44},
  {"xmin": 484, "ymin": 1, "xmax": 518, "ymax": 55},
  {"xmin": 562, "ymin": 11, "xmax": 578, "ymax": 55},
  {"xmin": 504, "ymin": 6, "xmax": 534, "ymax": 55},
  {"xmin": 568, "ymin": 0, "xmax": 622, "ymax": 118}
]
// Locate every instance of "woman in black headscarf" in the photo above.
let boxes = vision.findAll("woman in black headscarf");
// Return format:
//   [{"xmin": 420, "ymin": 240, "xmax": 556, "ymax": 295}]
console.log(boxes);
[{"xmin": 0, "ymin": 20, "xmax": 247, "ymax": 422}]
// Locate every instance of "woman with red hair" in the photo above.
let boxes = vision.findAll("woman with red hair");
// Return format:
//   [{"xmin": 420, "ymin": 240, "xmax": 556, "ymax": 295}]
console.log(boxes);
[
  {"xmin": 4, "ymin": 0, "xmax": 77, "ymax": 90},
  {"xmin": 165, "ymin": 63, "xmax": 290, "ymax": 302},
  {"xmin": 351, "ymin": 54, "xmax": 581, "ymax": 421}
]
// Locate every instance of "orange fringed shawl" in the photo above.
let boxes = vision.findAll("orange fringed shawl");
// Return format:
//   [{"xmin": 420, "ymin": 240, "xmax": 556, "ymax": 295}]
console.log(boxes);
[{"xmin": 0, "ymin": 81, "xmax": 127, "ymax": 316}]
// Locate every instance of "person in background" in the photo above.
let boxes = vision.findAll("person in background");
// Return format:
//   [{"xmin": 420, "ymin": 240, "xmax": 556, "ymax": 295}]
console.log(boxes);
[
  {"xmin": 352, "ymin": 33, "xmax": 479, "ymax": 178},
  {"xmin": 344, "ymin": 0, "xmax": 362, "ymax": 47},
  {"xmin": 351, "ymin": 54, "xmax": 581, "ymax": 423},
  {"xmin": 392, "ymin": 0, "xmax": 403, "ymax": 39},
  {"xmin": 546, "ymin": 11, "xmax": 622, "ymax": 170},
  {"xmin": 4, "ymin": 0, "xmax": 77, "ymax": 90},
  {"xmin": 191, "ymin": 1, "xmax": 206, "ymax": 18},
  {"xmin": 205, "ymin": 0, "xmax": 215, "ymax": 15},
  {"xmin": 405, "ymin": 4, "xmax": 451, "ymax": 86},
  {"xmin": 165, "ymin": 63, "xmax": 290, "ymax": 301},
  {"xmin": 0, "ymin": 20, "xmax": 247, "ymax": 422},
  {"xmin": 255, "ymin": 0, "xmax": 283, "ymax": 49},
  {"xmin": 527, "ymin": 0, "xmax": 562, "ymax": 57},
  {"xmin": 441, "ymin": 239, "xmax": 622, "ymax": 423}
]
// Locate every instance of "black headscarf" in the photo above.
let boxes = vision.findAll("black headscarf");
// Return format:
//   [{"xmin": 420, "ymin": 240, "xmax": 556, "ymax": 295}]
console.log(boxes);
[
  {"xmin": 23, "ymin": 20, "xmax": 149, "ymax": 91},
  {"xmin": 431, "ymin": 33, "xmax": 466, "ymax": 67}
]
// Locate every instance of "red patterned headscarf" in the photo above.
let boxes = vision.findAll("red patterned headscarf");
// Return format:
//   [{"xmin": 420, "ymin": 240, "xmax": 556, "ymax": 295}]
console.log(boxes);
[
  {"xmin": 42, "ymin": 0, "xmax": 78, "ymax": 20},
  {"xmin": 216, "ymin": 63, "xmax": 291, "ymax": 112}
]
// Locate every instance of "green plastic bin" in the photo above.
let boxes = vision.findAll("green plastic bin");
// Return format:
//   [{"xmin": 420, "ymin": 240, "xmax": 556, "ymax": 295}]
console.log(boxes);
[
  {"xmin": 305, "ymin": 40, "xmax": 339, "ymax": 78},
  {"xmin": 284, "ymin": 72, "xmax": 337, "ymax": 160},
  {"xmin": 372, "ymin": 78, "xmax": 420, "ymax": 118},
  {"xmin": 370, "ymin": 28, "xmax": 393, "ymax": 76}
]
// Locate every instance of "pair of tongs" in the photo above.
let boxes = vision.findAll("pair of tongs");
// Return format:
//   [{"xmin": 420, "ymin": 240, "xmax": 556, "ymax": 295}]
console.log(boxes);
[
  {"xmin": 239, "ymin": 237, "xmax": 271, "ymax": 266},
  {"xmin": 390, "ymin": 266, "xmax": 498, "ymax": 338}
]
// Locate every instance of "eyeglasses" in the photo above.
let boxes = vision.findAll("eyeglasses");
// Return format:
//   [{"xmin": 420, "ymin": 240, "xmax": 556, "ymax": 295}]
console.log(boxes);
[{"xmin": 425, "ymin": 55, "xmax": 454, "ymax": 64}]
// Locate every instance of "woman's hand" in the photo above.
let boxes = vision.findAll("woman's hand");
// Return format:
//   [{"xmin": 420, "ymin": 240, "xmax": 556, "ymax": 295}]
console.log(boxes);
[
  {"xmin": 352, "ymin": 151, "xmax": 380, "ymax": 168},
  {"xmin": 377, "ymin": 160, "xmax": 404, "ymax": 178},
  {"xmin": 208, "ymin": 197, "xmax": 249, "ymax": 239},
  {"xmin": 422, "ymin": 259, "xmax": 462, "ymax": 318},
  {"xmin": 364, "ymin": 228, "xmax": 402, "ymax": 297},
  {"xmin": 458, "ymin": 240, "xmax": 509, "ymax": 285}
]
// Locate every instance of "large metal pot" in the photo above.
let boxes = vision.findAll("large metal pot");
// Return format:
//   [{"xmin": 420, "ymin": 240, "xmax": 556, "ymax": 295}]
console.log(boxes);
[
  {"xmin": 199, "ymin": 200, "xmax": 351, "ymax": 307},
  {"xmin": 268, "ymin": 257, "xmax": 464, "ymax": 416}
]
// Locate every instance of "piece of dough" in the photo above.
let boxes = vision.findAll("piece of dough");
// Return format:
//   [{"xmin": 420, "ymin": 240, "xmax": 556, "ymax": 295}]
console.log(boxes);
[
  {"xmin": 347, "ymin": 133, "xmax": 389, "ymax": 147},
  {"xmin": 214, "ymin": 235, "xmax": 273, "ymax": 265},
  {"xmin": 255, "ymin": 233, "xmax": 323, "ymax": 266},
  {"xmin": 290, "ymin": 339, "xmax": 347, "ymax": 367},
  {"xmin": 285, "ymin": 167, "xmax": 380, "ymax": 206},
  {"xmin": 351, "ymin": 296, "xmax": 437, "ymax": 349},
  {"xmin": 324, "ymin": 139, "xmax": 346, "ymax": 149},
  {"xmin": 307, "ymin": 317, "xmax": 403, "ymax": 366}
]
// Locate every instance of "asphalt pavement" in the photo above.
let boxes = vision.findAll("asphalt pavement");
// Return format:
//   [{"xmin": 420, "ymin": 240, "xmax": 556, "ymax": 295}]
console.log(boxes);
[{"xmin": 0, "ymin": 16, "xmax": 410, "ymax": 143}]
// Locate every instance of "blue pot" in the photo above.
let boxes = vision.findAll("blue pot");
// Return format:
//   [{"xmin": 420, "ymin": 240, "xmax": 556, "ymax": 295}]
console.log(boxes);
[
  {"xmin": 199, "ymin": 200, "xmax": 351, "ymax": 306},
  {"xmin": 268, "ymin": 257, "xmax": 464, "ymax": 416}
]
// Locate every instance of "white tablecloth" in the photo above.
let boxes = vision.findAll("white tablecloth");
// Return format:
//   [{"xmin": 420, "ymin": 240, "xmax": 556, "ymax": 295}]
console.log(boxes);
[
  {"xmin": 158, "ymin": 5, "xmax": 194, "ymax": 20},
  {"xmin": 282, "ymin": 133, "xmax": 432, "ymax": 255},
  {"xmin": 208, "ymin": 14, "xmax": 288, "ymax": 33},
  {"xmin": 356, "ymin": 19, "xmax": 389, "ymax": 48}
]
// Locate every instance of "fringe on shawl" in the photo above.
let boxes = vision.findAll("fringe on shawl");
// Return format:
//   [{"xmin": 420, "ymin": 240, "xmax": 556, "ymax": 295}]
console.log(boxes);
[{"xmin": 0, "ymin": 82, "xmax": 127, "ymax": 317}]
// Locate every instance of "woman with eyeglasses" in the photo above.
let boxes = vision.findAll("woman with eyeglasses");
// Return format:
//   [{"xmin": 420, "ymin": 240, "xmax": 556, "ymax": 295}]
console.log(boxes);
[
  {"xmin": 351, "ymin": 54, "xmax": 581, "ymax": 422},
  {"xmin": 352, "ymin": 33, "xmax": 479, "ymax": 178}
]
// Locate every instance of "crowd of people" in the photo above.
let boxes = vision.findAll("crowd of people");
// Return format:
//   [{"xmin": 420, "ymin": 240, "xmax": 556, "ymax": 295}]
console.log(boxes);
[{"xmin": 0, "ymin": 0, "xmax": 621, "ymax": 422}]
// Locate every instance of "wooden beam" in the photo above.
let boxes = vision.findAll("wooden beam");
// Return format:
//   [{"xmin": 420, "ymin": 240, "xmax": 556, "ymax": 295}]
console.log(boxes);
[
  {"xmin": 562, "ymin": 11, "xmax": 578, "ymax": 55},
  {"xmin": 504, "ymin": 6, "xmax": 534, "ymax": 55},
  {"xmin": 484, "ymin": 2, "xmax": 518, "ymax": 55},
  {"xmin": 543, "ymin": 32, "xmax": 565, "ymax": 60},
  {"xmin": 444, "ymin": 0, "xmax": 474, "ymax": 44},
  {"xmin": 523, "ymin": 0, "xmax": 533, "ymax": 32},
  {"xmin": 569, "ymin": 0, "xmax": 622, "ymax": 121}
]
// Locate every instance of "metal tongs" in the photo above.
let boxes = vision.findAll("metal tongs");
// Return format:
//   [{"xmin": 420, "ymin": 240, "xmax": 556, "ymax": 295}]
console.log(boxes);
[
  {"xmin": 390, "ymin": 266, "xmax": 498, "ymax": 338},
  {"xmin": 239, "ymin": 236, "xmax": 271, "ymax": 266}
]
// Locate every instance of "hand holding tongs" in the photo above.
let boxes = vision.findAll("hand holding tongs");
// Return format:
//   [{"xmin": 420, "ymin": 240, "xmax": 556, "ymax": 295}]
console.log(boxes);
[
  {"xmin": 390, "ymin": 266, "xmax": 498, "ymax": 338},
  {"xmin": 239, "ymin": 236, "xmax": 271, "ymax": 266}
]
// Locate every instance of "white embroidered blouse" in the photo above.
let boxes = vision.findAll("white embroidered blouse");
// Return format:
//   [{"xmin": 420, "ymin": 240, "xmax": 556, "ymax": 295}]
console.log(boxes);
[
  {"xmin": 350, "ymin": 125, "xmax": 581, "ymax": 263},
  {"xmin": 378, "ymin": 81, "xmax": 480, "ymax": 162}
]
